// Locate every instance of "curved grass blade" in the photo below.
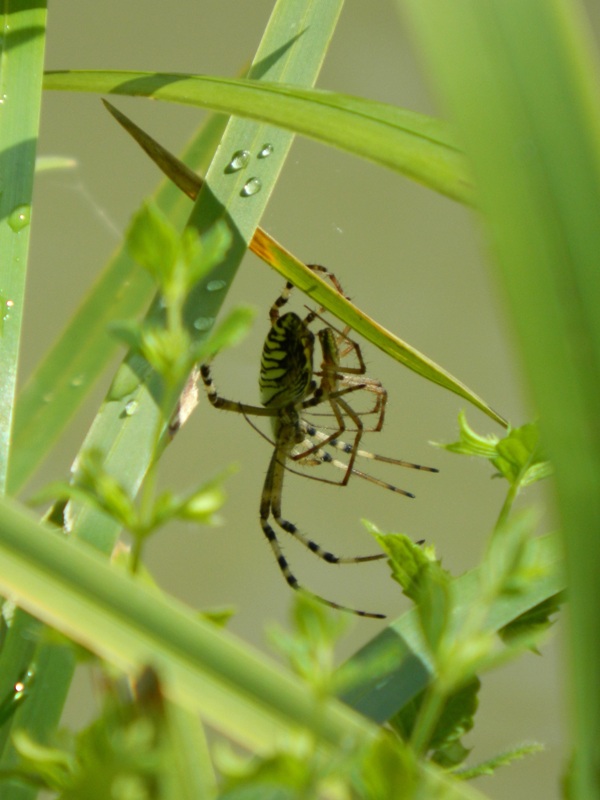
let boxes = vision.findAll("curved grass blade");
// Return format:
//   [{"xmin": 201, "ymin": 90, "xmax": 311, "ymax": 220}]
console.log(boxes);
[
  {"xmin": 104, "ymin": 100, "xmax": 506, "ymax": 427},
  {"xmin": 43, "ymin": 70, "xmax": 473, "ymax": 205}
]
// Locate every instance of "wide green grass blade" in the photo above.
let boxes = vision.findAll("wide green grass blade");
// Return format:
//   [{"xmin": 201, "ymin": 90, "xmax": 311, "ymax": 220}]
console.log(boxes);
[
  {"xmin": 338, "ymin": 533, "xmax": 564, "ymax": 722},
  {"xmin": 8, "ymin": 113, "xmax": 228, "ymax": 497},
  {"xmin": 43, "ymin": 70, "xmax": 472, "ymax": 204},
  {"xmin": 0, "ymin": 1, "xmax": 47, "ymax": 491},
  {"xmin": 104, "ymin": 101, "xmax": 506, "ymax": 427},
  {"xmin": 399, "ymin": 1, "xmax": 600, "ymax": 796},
  {"xmin": 0, "ymin": 493, "xmax": 489, "ymax": 800},
  {"xmin": 0, "ymin": 495, "xmax": 375, "ymax": 752}
]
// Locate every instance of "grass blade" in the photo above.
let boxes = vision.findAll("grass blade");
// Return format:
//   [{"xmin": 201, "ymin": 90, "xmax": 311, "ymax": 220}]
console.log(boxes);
[
  {"xmin": 0, "ymin": 494, "xmax": 376, "ymax": 752},
  {"xmin": 43, "ymin": 69, "xmax": 472, "ymax": 204},
  {"xmin": 0, "ymin": 1, "xmax": 47, "ymax": 490},
  {"xmin": 0, "ymin": 493, "xmax": 490, "ymax": 800},
  {"xmin": 400, "ymin": 1, "xmax": 600, "ymax": 794}
]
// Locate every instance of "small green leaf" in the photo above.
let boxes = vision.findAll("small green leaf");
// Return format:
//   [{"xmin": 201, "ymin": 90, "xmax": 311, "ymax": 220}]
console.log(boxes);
[
  {"xmin": 367, "ymin": 523, "xmax": 444, "ymax": 603},
  {"xmin": 126, "ymin": 201, "xmax": 180, "ymax": 289},
  {"xmin": 457, "ymin": 742, "xmax": 544, "ymax": 780},
  {"xmin": 135, "ymin": 326, "xmax": 193, "ymax": 380},
  {"xmin": 267, "ymin": 594, "xmax": 347, "ymax": 688},
  {"xmin": 176, "ymin": 482, "xmax": 227, "ymax": 524},
  {"xmin": 437, "ymin": 411, "xmax": 499, "ymax": 458},
  {"xmin": 439, "ymin": 413, "xmax": 551, "ymax": 488},
  {"xmin": 429, "ymin": 679, "xmax": 479, "ymax": 768},
  {"xmin": 72, "ymin": 449, "xmax": 139, "ymax": 532},
  {"xmin": 109, "ymin": 320, "xmax": 146, "ymax": 354},
  {"xmin": 201, "ymin": 306, "xmax": 256, "ymax": 359},
  {"xmin": 181, "ymin": 221, "xmax": 232, "ymax": 291},
  {"xmin": 11, "ymin": 730, "xmax": 76, "ymax": 791},
  {"xmin": 499, "ymin": 594, "xmax": 563, "ymax": 649},
  {"xmin": 199, "ymin": 606, "xmax": 236, "ymax": 628},
  {"xmin": 390, "ymin": 679, "xmax": 479, "ymax": 769}
]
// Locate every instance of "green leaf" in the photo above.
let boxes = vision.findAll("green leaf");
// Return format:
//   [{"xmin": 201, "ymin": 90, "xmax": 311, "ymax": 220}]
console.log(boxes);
[
  {"xmin": 181, "ymin": 221, "xmax": 232, "ymax": 292},
  {"xmin": 338, "ymin": 533, "xmax": 564, "ymax": 724},
  {"xmin": 457, "ymin": 742, "xmax": 544, "ymax": 780},
  {"xmin": 368, "ymin": 523, "xmax": 447, "ymax": 606},
  {"xmin": 499, "ymin": 594, "xmax": 563, "ymax": 650},
  {"xmin": 10, "ymin": 730, "xmax": 75, "ymax": 791},
  {"xmin": 428, "ymin": 680, "xmax": 479, "ymax": 768},
  {"xmin": 439, "ymin": 413, "xmax": 550, "ymax": 487},
  {"xmin": 174, "ymin": 479, "xmax": 228, "ymax": 524},
  {"xmin": 390, "ymin": 679, "xmax": 479, "ymax": 769},
  {"xmin": 200, "ymin": 306, "xmax": 256, "ymax": 358},
  {"xmin": 0, "ymin": 493, "xmax": 378, "ymax": 754},
  {"xmin": 126, "ymin": 201, "xmax": 180, "ymax": 288}
]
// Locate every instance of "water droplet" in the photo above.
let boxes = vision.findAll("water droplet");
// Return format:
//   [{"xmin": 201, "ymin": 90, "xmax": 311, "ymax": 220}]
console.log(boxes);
[
  {"xmin": 258, "ymin": 143, "xmax": 274, "ymax": 159},
  {"xmin": 193, "ymin": 316, "xmax": 215, "ymax": 331},
  {"xmin": 0, "ymin": 94, "xmax": 6, "ymax": 106},
  {"xmin": 124, "ymin": 400, "xmax": 138, "ymax": 416},
  {"xmin": 240, "ymin": 177, "xmax": 262, "ymax": 197},
  {"xmin": 8, "ymin": 204, "xmax": 30, "ymax": 232},
  {"xmin": 227, "ymin": 149, "xmax": 251, "ymax": 172},
  {"xmin": 70, "ymin": 375, "xmax": 84, "ymax": 387},
  {"xmin": 206, "ymin": 280, "xmax": 226, "ymax": 292},
  {"xmin": 5, "ymin": 299, "xmax": 13, "ymax": 308}
]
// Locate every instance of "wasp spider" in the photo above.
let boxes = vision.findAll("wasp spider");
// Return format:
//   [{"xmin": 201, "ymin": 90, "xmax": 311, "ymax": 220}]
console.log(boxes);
[{"xmin": 200, "ymin": 266, "xmax": 436, "ymax": 618}]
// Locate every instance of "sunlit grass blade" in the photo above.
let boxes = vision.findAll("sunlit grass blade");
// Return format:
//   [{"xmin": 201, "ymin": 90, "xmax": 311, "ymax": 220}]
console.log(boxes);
[
  {"xmin": 0, "ymin": 1, "xmax": 47, "ymax": 491},
  {"xmin": 43, "ymin": 70, "xmax": 472, "ymax": 205},
  {"xmin": 104, "ymin": 100, "xmax": 506, "ymax": 427}
]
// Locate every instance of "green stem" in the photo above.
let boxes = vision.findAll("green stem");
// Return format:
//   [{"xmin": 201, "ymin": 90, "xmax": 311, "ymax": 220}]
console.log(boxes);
[{"xmin": 409, "ymin": 684, "xmax": 446, "ymax": 756}]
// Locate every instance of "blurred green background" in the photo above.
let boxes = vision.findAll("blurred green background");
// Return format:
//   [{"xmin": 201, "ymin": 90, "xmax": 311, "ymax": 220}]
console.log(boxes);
[{"xmin": 23, "ymin": 1, "xmax": 598, "ymax": 796}]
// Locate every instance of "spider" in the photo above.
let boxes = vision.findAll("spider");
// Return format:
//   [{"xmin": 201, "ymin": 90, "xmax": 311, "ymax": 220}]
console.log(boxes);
[{"xmin": 200, "ymin": 265, "xmax": 436, "ymax": 618}]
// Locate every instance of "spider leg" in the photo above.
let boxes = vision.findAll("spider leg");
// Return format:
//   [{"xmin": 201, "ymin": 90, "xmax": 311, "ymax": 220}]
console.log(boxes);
[{"xmin": 259, "ymin": 433, "xmax": 386, "ymax": 619}]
